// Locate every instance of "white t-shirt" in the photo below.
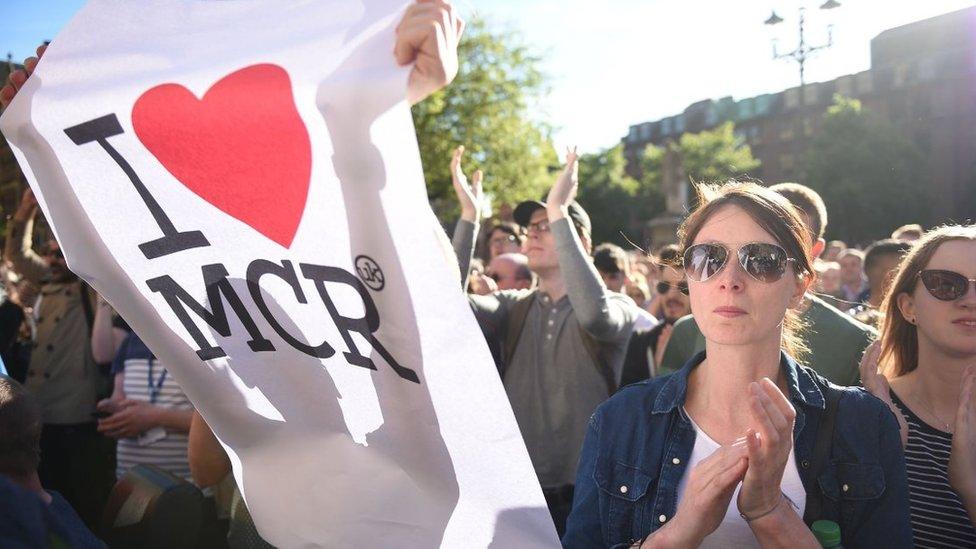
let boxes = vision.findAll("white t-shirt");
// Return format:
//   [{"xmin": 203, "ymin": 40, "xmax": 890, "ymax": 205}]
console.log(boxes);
[{"xmin": 676, "ymin": 409, "xmax": 806, "ymax": 548}]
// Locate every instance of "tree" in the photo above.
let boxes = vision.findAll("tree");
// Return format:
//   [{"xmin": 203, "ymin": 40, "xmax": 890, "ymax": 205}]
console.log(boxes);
[
  {"xmin": 673, "ymin": 121, "xmax": 760, "ymax": 183},
  {"xmin": 411, "ymin": 20, "xmax": 557, "ymax": 222},
  {"xmin": 577, "ymin": 144, "xmax": 645, "ymax": 247},
  {"xmin": 635, "ymin": 122, "xmax": 759, "ymax": 226},
  {"xmin": 803, "ymin": 95, "xmax": 929, "ymax": 244}
]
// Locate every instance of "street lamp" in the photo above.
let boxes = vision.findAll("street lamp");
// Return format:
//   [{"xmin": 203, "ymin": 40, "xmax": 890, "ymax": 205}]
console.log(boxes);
[{"xmin": 764, "ymin": 1, "xmax": 841, "ymax": 86}]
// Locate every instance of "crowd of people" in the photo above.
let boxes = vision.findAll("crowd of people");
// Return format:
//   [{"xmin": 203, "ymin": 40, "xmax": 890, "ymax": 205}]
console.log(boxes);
[{"xmin": 1, "ymin": 1, "xmax": 975, "ymax": 548}]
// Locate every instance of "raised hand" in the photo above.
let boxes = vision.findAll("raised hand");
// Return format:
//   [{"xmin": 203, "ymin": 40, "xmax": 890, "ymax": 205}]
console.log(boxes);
[
  {"xmin": 450, "ymin": 145, "xmax": 483, "ymax": 222},
  {"xmin": 949, "ymin": 365, "xmax": 976, "ymax": 521},
  {"xmin": 546, "ymin": 147, "xmax": 579, "ymax": 220},
  {"xmin": 645, "ymin": 443, "xmax": 748, "ymax": 547},
  {"xmin": 13, "ymin": 188, "xmax": 38, "ymax": 223},
  {"xmin": 736, "ymin": 378, "xmax": 796, "ymax": 521},
  {"xmin": 395, "ymin": 0, "xmax": 465, "ymax": 106},
  {"xmin": 859, "ymin": 340, "xmax": 909, "ymax": 447},
  {"xmin": 1, "ymin": 43, "xmax": 46, "ymax": 110}
]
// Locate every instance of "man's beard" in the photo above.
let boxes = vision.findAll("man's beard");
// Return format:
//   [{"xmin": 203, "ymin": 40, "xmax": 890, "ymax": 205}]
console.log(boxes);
[{"xmin": 663, "ymin": 299, "xmax": 687, "ymax": 323}]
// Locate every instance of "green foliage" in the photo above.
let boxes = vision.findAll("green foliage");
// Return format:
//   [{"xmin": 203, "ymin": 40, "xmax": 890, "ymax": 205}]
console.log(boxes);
[
  {"xmin": 675, "ymin": 121, "xmax": 760, "ymax": 182},
  {"xmin": 577, "ymin": 145, "xmax": 646, "ymax": 246},
  {"xmin": 636, "ymin": 122, "xmax": 759, "ymax": 221},
  {"xmin": 411, "ymin": 19, "xmax": 557, "ymax": 221},
  {"xmin": 803, "ymin": 94, "xmax": 929, "ymax": 243}
]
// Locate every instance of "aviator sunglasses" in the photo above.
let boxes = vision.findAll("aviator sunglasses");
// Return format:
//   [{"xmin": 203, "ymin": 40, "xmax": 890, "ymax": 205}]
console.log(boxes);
[
  {"xmin": 918, "ymin": 270, "xmax": 976, "ymax": 301},
  {"xmin": 683, "ymin": 242, "xmax": 802, "ymax": 284}
]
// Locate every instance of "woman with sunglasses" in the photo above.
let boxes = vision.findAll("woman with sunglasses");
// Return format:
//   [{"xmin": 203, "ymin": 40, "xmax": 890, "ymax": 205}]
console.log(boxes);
[
  {"xmin": 563, "ymin": 182, "xmax": 911, "ymax": 548},
  {"xmin": 860, "ymin": 225, "xmax": 976, "ymax": 548}
]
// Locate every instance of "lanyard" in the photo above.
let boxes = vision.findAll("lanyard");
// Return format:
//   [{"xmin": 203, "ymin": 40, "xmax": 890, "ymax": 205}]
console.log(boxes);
[{"xmin": 147, "ymin": 359, "xmax": 167, "ymax": 405}]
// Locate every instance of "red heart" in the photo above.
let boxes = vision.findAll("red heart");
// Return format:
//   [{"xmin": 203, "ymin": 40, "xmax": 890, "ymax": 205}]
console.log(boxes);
[{"xmin": 132, "ymin": 64, "xmax": 311, "ymax": 248}]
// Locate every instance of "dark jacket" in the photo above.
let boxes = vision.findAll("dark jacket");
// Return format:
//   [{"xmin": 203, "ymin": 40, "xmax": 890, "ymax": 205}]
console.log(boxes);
[{"xmin": 563, "ymin": 351, "xmax": 912, "ymax": 548}]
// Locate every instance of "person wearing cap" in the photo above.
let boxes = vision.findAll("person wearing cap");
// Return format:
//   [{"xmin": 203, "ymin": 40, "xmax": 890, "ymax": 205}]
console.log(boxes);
[
  {"xmin": 592, "ymin": 243, "xmax": 658, "ymax": 332},
  {"xmin": 449, "ymin": 146, "xmax": 638, "ymax": 536}
]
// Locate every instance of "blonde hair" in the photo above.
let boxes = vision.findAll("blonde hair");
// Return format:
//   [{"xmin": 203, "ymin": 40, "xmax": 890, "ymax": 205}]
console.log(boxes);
[{"xmin": 878, "ymin": 224, "xmax": 976, "ymax": 377}]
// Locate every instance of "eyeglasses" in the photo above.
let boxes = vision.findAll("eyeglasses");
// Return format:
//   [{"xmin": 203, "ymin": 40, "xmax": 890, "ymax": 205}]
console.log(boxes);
[
  {"xmin": 918, "ymin": 270, "xmax": 976, "ymax": 301},
  {"xmin": 656, "ymin": 281, "xmax": 689, "ymax": 295},
  {"xmin": 683, "ymin": 242, "xmax": 801, "ymax": 284},
  {"xmin": 526, "ymin": 220, "xmax": 550, "ymax": 235},
  {"xmin": 490, "ymin": 234, "xmax": 518, "ymax": 246}
]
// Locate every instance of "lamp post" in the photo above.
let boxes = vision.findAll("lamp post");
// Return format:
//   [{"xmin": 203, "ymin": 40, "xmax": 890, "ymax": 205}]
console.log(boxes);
[{"xmin": 764, "ymin": 0, "xmax": 841, "ymax": 87}]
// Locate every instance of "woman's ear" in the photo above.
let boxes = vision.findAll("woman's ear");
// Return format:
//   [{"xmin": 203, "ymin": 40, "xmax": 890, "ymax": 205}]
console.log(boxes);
[
  {"xmin": 896, "ymin": 291, "xmax": 916, "ymax": 324},
  {"xmin": 788, "ymin": 272, "xmax": 813, "ymax": 309}
]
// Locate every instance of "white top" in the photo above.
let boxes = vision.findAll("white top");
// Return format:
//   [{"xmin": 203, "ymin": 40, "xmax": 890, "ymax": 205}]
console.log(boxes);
[
  {"xmin": 116, "ymin": 358, "xmax": 194, "ymax": 482},
  {"xmin": 632, "ymin": 304, "xmax": 660, "ymax": 332},
  {"xmin": 676, "ymin": 408, "xmax": 807, "ymax": 548}
]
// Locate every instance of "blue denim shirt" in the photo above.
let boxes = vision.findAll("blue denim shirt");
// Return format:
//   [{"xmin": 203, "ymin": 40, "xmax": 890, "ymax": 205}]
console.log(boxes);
[{"xmin": 563, "ymin": 351, "xmax": 912, "ymax": 548}]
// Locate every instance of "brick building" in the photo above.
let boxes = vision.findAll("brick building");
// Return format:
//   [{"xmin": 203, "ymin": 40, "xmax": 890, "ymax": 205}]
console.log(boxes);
[{"xmin": 622, "ymin": 6, "xmax": 976, "ymax": 224}]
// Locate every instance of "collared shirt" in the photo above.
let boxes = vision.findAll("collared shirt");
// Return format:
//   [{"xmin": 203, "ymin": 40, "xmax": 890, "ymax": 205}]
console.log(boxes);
[
  {"xmin": 563, "ymin": 351, "xmax": 913, "ymax": 548},
  {"xmin": 458, "ymin": 218, "xmax": 636, "ymax": 488}
]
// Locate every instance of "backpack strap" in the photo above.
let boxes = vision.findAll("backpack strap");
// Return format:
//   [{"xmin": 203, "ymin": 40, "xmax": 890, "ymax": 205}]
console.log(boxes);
[
  {"xmin": 79, "ymin": 282, "xmax": 95, "ymax": 337},
  {"xmin": 502, "ymin": 292, "xmax": 536, "ymax": 379},
  {"xmin": 803, "ymin": 386, "xmax": 841, "ymax": 526}
]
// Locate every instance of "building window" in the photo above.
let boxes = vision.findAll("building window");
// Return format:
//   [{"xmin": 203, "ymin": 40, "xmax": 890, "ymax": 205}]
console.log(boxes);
[
  {"xmin": 662, "ymin": 118, "xmax": 672, "ymax": 135},
  {"xmin": 802, "ymin": 84, "xmax": 819, "ymax": 105},
  {"xmin": 640, "ymin": 124, "xmax": 652, "ymax": 140},
  {"xmin": 628, "ymin": 126, "xmax": 639, "ymax": 142},
  {"xmin": 894, "ymin": 65, "xmax": 910, "ymax": 87},
  {"xmin": 856, "ymin": 72, "xmax": 873, "ymax": 94},
  {"xmin": 675, "ymin": 116, "xmax": 685, "ymax": 134},
  {"xmin": 804, "ymin": 117, "xmax": 815, "ymax": 137},
  {"xmin": 779, "ymin": 121, "xmax": 795, "ymax": 141},
  {"xmin": 785, "ymin": 89, "xmax": 800, "ymax": 109},
  {"xmin": 917, "ymin": 59, "xmax": 935, "ymax": 81},
  {"xmin": 836, "ymin": 76, "xmax": 854, "ymax": 96}
]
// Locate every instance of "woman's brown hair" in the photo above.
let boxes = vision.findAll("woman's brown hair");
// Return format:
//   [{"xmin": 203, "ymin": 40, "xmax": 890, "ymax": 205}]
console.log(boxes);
[
  {"xmin": 878, "ymin": 224, "xmax": 976, "ymax": 377},
  {"xmin": 676, "ymin": 181, "xmax": 815, "ymax": 360}
]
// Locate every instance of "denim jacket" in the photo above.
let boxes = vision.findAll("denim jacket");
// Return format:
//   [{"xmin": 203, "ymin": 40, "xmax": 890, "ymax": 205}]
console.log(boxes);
[{"xmin": 563, "ymin": 351, "xmax": 913, "ymax": 548}]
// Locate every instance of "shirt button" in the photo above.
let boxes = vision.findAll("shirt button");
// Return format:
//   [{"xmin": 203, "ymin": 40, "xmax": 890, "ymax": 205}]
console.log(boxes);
[
  {"xmin": 546, "ymin": 334, "xmax": 552, "ymax": 340},
  {"xmin": 619, "ymin": 485, "xmax": 628, "ymax": 494},
  {"xmin": 672, "ymin": 458, "xmax": 681, "ymax": 465},
  {"xmin": 842, "ymin": 484, "xmax": 850, "ymax": 493},
  {"xmin": 801, "ymin": 460, "xmax": 810, "ymax": 469},
  {"xmin": 658, "ymin": 515, "xmax": 667, "ymax": 523},
  {"xmin": 46, "ymin": 344, "xmax": 54, "ymax": 352},
  {"xmin": 548, "ymin": 320, "xmax": 554, "ymax": 326}
]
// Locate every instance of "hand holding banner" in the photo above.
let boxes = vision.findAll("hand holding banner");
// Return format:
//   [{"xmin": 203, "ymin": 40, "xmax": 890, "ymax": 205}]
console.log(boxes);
[{"xmin": 1, "ymin": 1, "xmax": 558, "ymax": 547}]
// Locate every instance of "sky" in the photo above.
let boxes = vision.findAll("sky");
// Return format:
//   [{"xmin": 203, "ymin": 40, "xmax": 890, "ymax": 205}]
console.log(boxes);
[{"xmin": 3, "ymin": 0, "xmax": 974, "ymax": 152}]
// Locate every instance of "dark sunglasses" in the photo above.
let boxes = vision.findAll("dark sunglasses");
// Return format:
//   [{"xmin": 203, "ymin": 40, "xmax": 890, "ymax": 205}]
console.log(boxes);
[
  {"xmin": 683, "ymin": 242, "xmax": 801, "ymax": 284},
  {"xmin": 918, "ymin": 270, "xmax": 976, "ymax": 301},
  {"xmin": 656, "ymin": 281, "xmax": 689, "ymax": 295}
]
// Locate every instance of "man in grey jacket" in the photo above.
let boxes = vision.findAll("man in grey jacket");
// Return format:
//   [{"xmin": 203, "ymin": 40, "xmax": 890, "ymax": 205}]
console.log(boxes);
[{"xmin": 450, "ymin": 147, "xmax": 637, "ymax": 536}]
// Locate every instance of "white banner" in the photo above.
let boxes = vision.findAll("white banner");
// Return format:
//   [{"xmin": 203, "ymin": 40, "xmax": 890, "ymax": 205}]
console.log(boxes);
[{"xmin": 0, "ymin": 1, "xmax": 558, "ymax": 546}]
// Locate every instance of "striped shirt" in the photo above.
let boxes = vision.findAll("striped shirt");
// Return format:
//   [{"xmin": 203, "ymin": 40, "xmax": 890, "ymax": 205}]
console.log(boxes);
[
  {"xmin": 113, "ymin": 334, "xmax": 193, "ymax": 482},
  {"xmin": 891, "ymin": 392, "xmax": 976, "ymax": 548}
]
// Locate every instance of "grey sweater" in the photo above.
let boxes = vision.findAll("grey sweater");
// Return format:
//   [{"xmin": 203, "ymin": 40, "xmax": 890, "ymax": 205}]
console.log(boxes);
[{"xmin": 454, "ymin": 218, "xmax": 636, "ymax": 487}]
